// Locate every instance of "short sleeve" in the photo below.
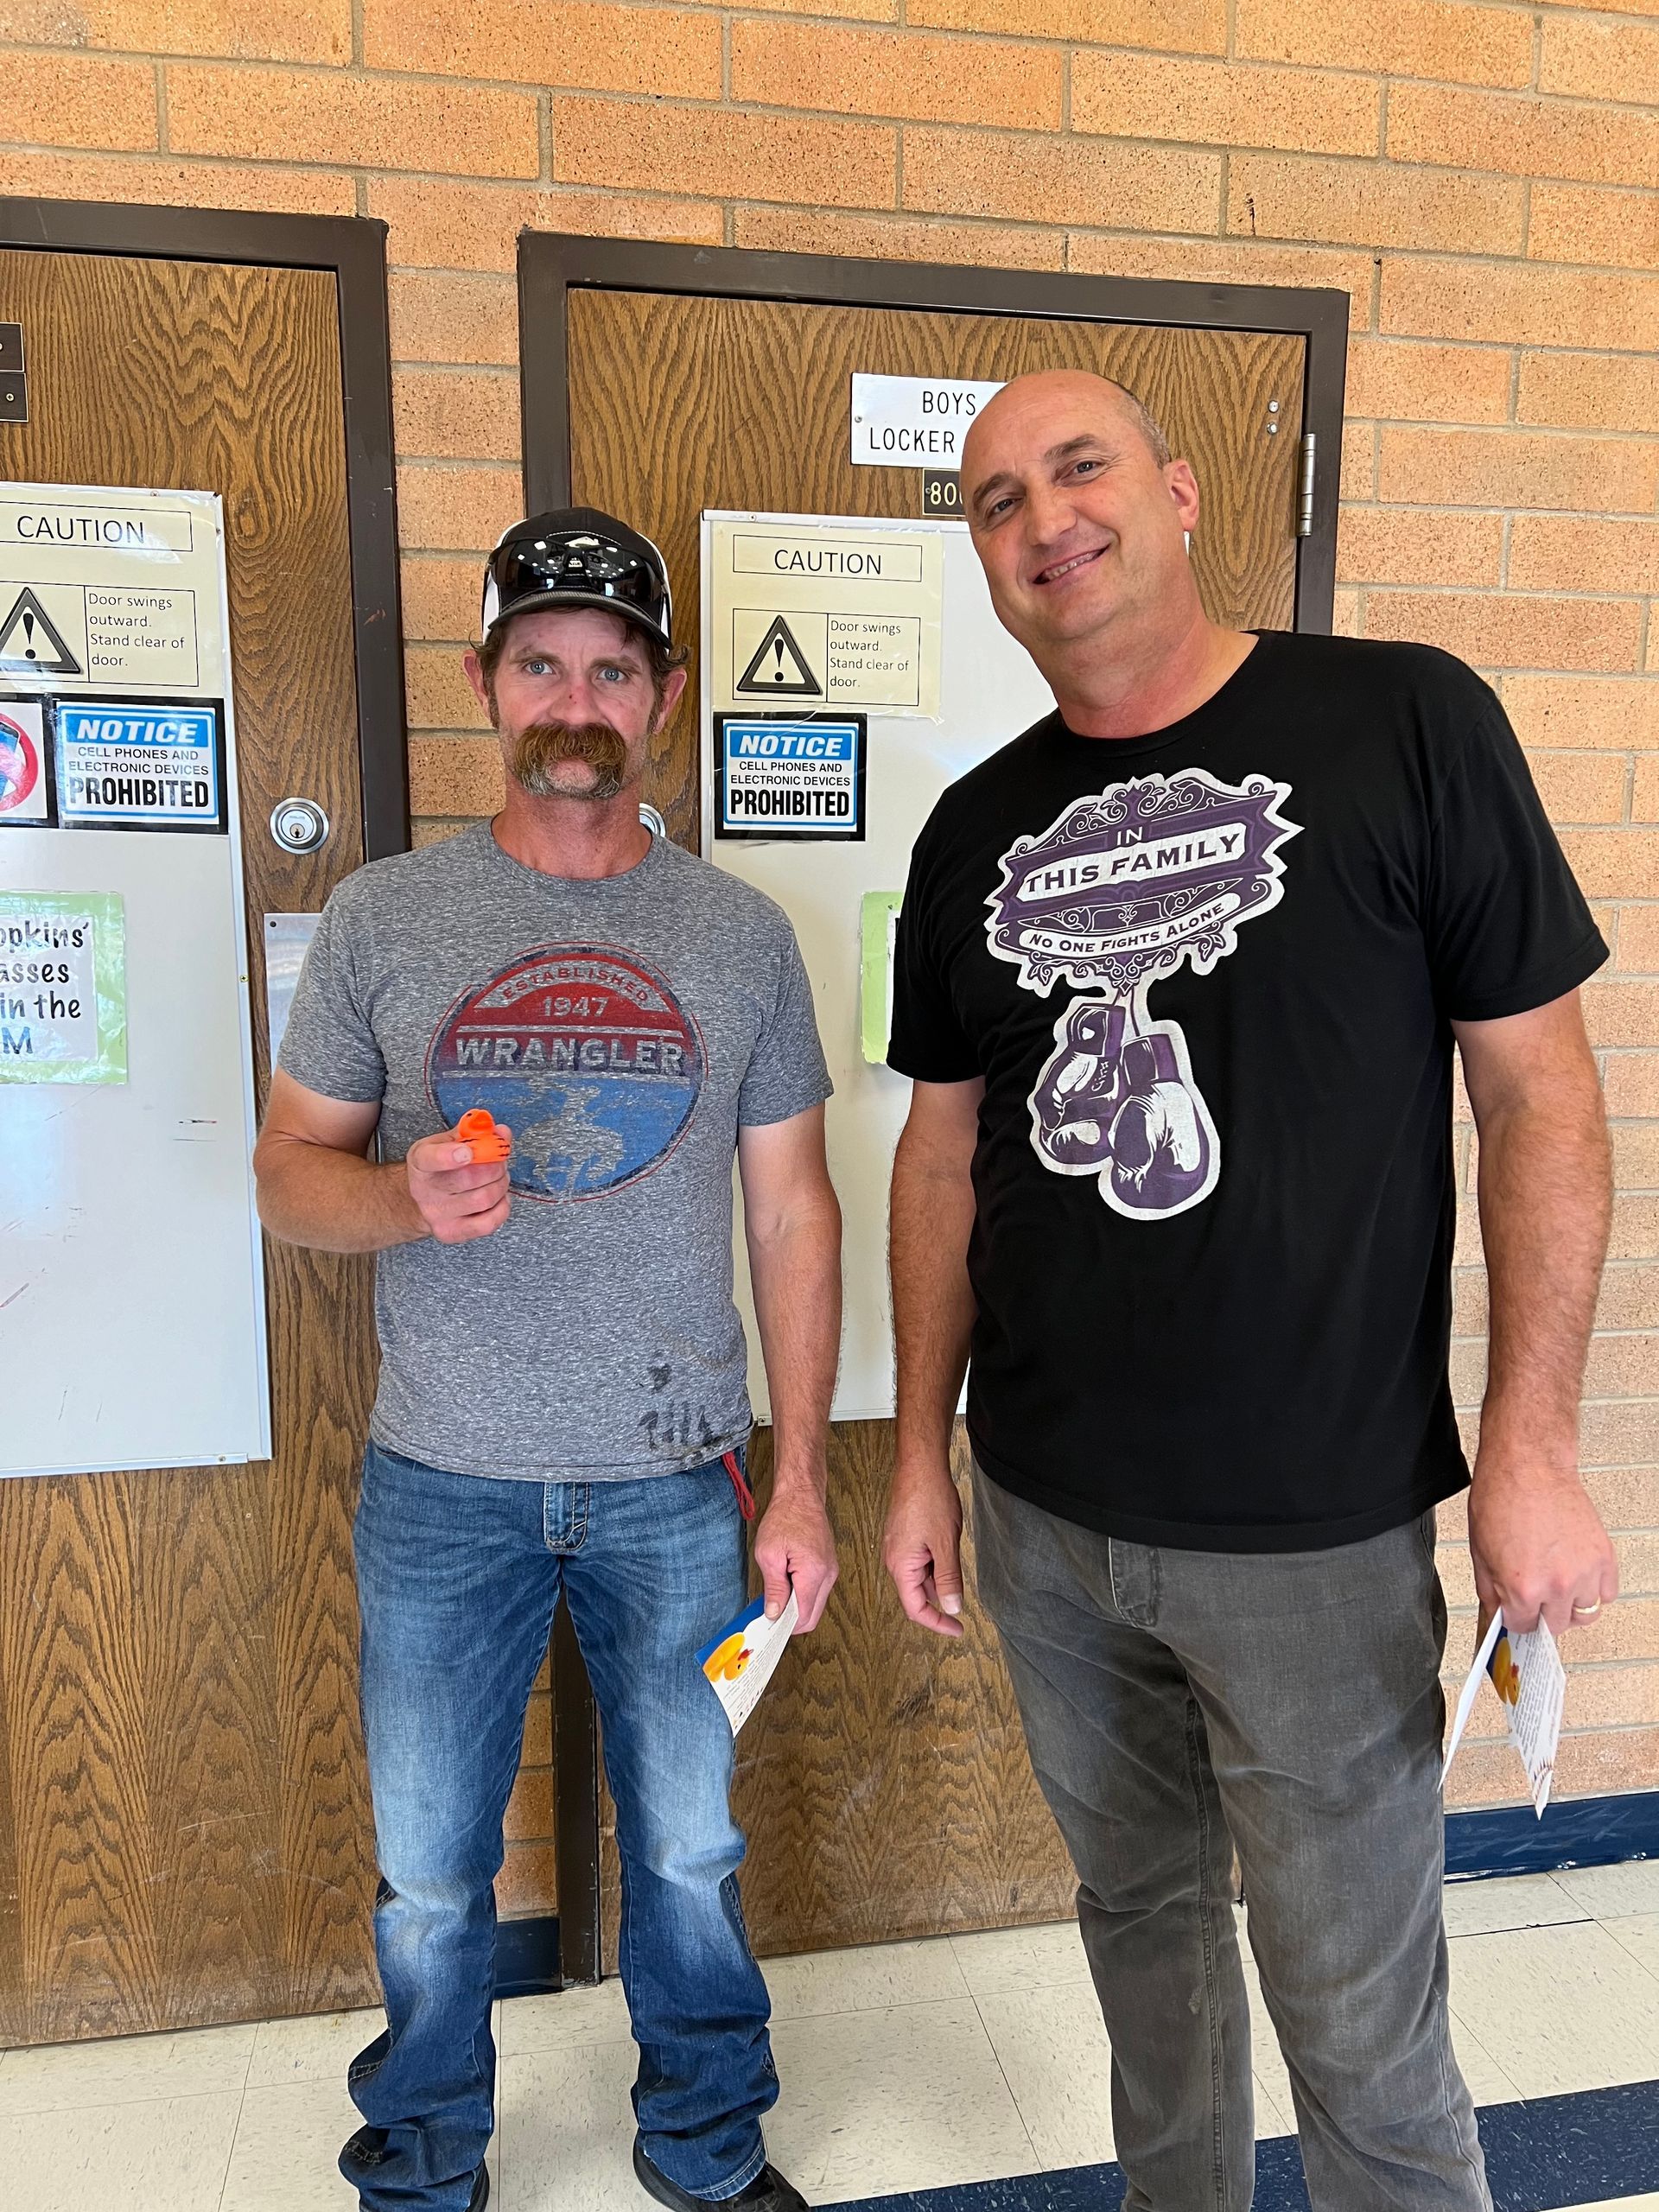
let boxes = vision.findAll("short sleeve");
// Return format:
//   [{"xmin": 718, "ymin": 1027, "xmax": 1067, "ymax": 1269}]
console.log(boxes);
[
  {"xmin": 887, "ymin": 816, "xmax": 981, "ymax": 1082},
  {"xmin": 736, "ymin": 923, "xmax": 834, "ymax": 1128},
  {"xmin": 276, "ymin": 889, "xmax": 387, "ymax": 1103},
  {"xmin": 1426, "ymin": 702, "xmax": 1607, "ymax": 1022}
]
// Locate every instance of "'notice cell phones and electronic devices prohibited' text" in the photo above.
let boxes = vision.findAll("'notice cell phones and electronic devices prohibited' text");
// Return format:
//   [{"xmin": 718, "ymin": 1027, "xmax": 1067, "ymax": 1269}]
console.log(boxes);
[
  {"xmin": 715, "ymin": 715, "xmax": 866, "ymax": 842},
  {"xmin": 55, "ymin": 699, "xmax": 227, "ymax": 831}
]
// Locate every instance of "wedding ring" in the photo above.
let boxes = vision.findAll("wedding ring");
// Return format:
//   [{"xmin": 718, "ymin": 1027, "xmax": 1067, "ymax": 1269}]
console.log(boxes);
[{"xmin": 1571, "ymin": 1599, "xmax": 1602, "ymax": 1618}]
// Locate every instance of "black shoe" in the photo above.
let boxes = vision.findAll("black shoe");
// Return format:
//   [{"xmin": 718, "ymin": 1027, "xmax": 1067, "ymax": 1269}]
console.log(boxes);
[{"xmin": 633, "ymin": 2142, "xmax": 807, "ymax": 2212}]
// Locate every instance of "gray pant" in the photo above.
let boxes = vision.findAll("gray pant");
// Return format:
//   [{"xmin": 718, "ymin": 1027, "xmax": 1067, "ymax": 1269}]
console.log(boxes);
[{"xmin": 971, "ymin": 1465, "xmax": 1491, "ymax": 2212}]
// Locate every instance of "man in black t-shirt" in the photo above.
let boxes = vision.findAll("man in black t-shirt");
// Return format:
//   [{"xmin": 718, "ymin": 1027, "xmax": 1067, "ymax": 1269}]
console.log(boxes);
[{"xmin": 882, "ymin": 370, "xmax": 1618, "ymax": 2211}]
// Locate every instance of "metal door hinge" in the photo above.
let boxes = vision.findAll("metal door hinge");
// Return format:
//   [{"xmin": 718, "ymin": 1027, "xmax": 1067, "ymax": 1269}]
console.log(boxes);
[{"xmin": 1296, "ymin": 433, "xmax": 1317, "ymax": 539}]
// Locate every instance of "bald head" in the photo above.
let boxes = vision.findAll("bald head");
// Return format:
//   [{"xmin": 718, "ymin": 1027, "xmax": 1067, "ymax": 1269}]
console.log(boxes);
[{"xmin": 963, "ymin": 371, "xmax": 1172, "ymax": 484}]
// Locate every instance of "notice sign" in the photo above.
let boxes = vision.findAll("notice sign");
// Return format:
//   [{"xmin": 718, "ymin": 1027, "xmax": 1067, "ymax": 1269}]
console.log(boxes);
[
  {"xmin": 55, "ymin": 699, "xmax": 225, "ymax": 831},
  {"xmin": 715, "ymin": 714, "xmax": 866, "ymax": 841},
  {"xmin": 707, "ymin": 516, "xmax": 942, "ymax": 719},
  {"xmin": 850, "ymin": 374, "xmax": 1005, "ymax": 469},
  {"xmin": 0, "ymin": 696, "xmax": 54, "ymax": 826},
  {"xmin": 0, "ymin": 889, "xmax": 127, "ymax": 1084}
]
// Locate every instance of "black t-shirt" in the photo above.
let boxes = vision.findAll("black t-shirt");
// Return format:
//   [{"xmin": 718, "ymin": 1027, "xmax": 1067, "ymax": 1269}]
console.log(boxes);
[{"xmin": 889, "ymin": 632, "xmax": 1605, "ymax": 1553}]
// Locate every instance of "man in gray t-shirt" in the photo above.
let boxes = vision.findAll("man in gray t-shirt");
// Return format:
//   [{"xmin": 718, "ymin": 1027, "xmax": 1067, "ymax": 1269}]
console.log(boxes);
[{"xmin": 256, "ymin": 508, "xmax": 840, "ymax": 2212}]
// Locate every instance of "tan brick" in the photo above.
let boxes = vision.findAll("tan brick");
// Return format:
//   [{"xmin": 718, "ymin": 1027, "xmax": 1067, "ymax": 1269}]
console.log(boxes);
[
  {"xmin": 520, "ymin": 1694, "xmax": 553, "ymax": 1769},
  {"xmin": 903, "ymin": 125, "xmax": 1219, "ymax": 230},
  {"xmin": 401, "ymin": 556, "xmax": 481, "ymax": 645},
  {"xmin": 1331, "ymin": 586, "xmax": 1362, "ymax": 637},
  {"xmin": 1529, "ymin": 183, "xmax": 1659, "ymax": 275},
  {"xmin": 0, "ymin": 51, "xmax": 156, "ymax": 151},
  {"xmin": 495, "ymin": 1840, "xmax": 556, "ymax": 1916},
  {"xmin": 907, "ymin": 0, "xmax": 1224, "ymax": 49},
  {"xmin": 1637, "ymin": 757, "xmax": 1659, "ymax": 824},
  {"xmin": 0, "ymin": 148, "xmax": 355, "ymax": 213},
  {"xmin": 735, "ymin": 0, "xmax": 898, "ymax": 18},
  {"xmin": 1537, "ymin": 0, "xmax": 1659, "ymax": 14},
  {"xmin": 733, "ymin": 206, "xmax": 1065, "ymax": 269},
  {"xmin": 1378, "ymin": 428, "xmax": 1659, "ymax": 515},
  {"xmin": 409, "ymin": 736, "xmax": 505, "ymax": 817},
  {"xmin": 1606, "ymin": 1052, "xmax": 1659, "ymax": 1116},
  {"xmin": 1236, "ymin": 0, "xmax": 1533, "ymax": 87},
  {"xmin": 1553, "ymin": 1662, "xmax": 1659, "ymax": 1730},
  {"xmin": 1344, "ymin": 340, "xmax": 1511, "ymax": 428},
  {"xmin": 552, "ymin": 96, "xmax": 896, "ymax": 208},
  {"xmin": 1387, "ymin": 82, "xmax": 1659, "ymax": 189},
  {"xmin": 1066, "ymin": 232, "xmax": 1375, "ymax": 302},
  {"xmin": 1336, "ymin": 508, "xmax": 1503, "ymax": 589},
  {"xmin": 1615, "ymin": 1125, "xmax": 1659, "ymax": 1191},
  {"xmin": 1340, "ymin": 419, "xmax": 1376, "ymax": 501},
  {"xmin": 1588, "ymin": 1465, "xmax": 1659, "ymax": 1528},
  {"xmin": 396, "ymin": 463, "xmax": 524, "ymax": 553},
  {"xmin": 1228, "ymin": 154, "xmax": 1523, "ymax": 254},
  {"xmin": 733, "ymin": 22, "xmax": 1062, "ymax": 129},
  {"xmin": 1449, "ymin": 1338, "xmax": 1486, "ymax": 1408},
  {"xmin": 1584, "ymin": 1402, "xmax": 1659, "ymax": 1468},
  {"xmin": 166, "ymin": 64, "xmax": 539, "ymax": 177},
  {"xmin": 504, "ymin": 1766, "xmax": 553, "ymax": 1844},
  {"xmin": 1384, "ymin": 258, "xmax": 1659, "ymax": 357},
  {"xmin": 1363, "ymin": 591, "xmax": 1641, "ymax": 674},
  {"xmin": 371, "ymin": 178, "xmax": 723, "ymax": 274},
  {"xmin": 1510, "ymin": 518, "xmax": 1659, "ymax": 598},
  {"xmin": 1609, "ymin": 1193, "xmax": 1659, "ymax": 1262},
  {"xmin": 1525, "ymin": 751, "xmax": 1630, "ymax": 825},
  {"xmin": 389, "ymin": 272, "xmax": 518, "ymax": 369},
  {"xmin": 393, "ymin": 369, "xmax": 520, "ymax": 464},
  {"xmin": 1503, "ymin": 676, "xmax": 1659, "ymax": 754},
  {"xmin": 1517, "ymin": 350, "xmax": 1659, "ymax": 433},
  {"xmin": 1568, "ymin": 830, "xmax": 1659, "ymax": 901},
  {"xmin": 1586, "ymin": 981, "xmax": 1659, "ymax": 1048},
  {"xmin": 0, "ymin": 0, "xmax": 352, "ymax": 60},
  {"xmin": 1618, "ymin": 908, "xmax": 1659, "ymax": 974},
  {"xmin": 1452, "ymin": 1268, "xmax": 1488, "ymax": 1335},
  {"xmin": 405, "ymin": 645, "xmax": 491, "ymax": 732},
  {"xmin": 1073, "ymin": 52, "xmax": 1377, "ymax": 156},
  {"xmin": 364, "ymin": 0, "xmax": 721, "ymax": 98},
  {"xmin": 1541, "ymin": 14, "xmax": 1659, "ymax": 106}
]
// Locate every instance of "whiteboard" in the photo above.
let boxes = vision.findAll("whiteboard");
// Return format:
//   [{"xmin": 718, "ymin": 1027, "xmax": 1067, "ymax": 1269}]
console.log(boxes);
[
  {"xmin": 702, "ymin": 513, "xmax": 1054, "ymax": 1421},
  {"xmin": 0, "ymin": 486, "xmax": 270, "ymax": 1477}
]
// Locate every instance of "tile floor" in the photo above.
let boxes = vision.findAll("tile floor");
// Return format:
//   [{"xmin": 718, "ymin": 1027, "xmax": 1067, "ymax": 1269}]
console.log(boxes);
[{"xmin": 5, "ymin": 1861, "xmax": 1659, "ymax": 2212}]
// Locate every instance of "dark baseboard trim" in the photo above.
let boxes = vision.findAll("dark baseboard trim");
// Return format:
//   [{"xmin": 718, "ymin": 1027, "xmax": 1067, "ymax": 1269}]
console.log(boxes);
[
  {"xmin": 496, "ymin": 1914, "xmax": 561, "ymax": 2000},
  {"xmin": 1446, "ymin": 1789, "xmax": 1659, "ymax": 1881},
  {"xmin": 830, "ymin": 2076, "xmax": 1659, "ymax": 2212}
]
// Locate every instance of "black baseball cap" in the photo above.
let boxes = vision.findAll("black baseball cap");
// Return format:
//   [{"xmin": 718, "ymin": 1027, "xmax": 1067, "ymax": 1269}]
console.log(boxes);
[{"xmin": 480, "ymin": 508, "xmax": 674, "ymax": 652}]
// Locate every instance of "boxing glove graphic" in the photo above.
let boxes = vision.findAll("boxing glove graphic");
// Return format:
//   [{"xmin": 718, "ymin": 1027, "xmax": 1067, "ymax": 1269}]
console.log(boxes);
[
  {"xmin": 1031, "ymin": 999, "xmax": 1128, "ymax": 1170},
  {"xmin": 1108, "ymin": 1033, "xmax": 1213, "ymax": 1214}
]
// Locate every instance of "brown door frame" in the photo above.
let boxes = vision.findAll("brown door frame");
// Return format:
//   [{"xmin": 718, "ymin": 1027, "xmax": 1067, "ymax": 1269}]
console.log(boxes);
[
  {"xmin": 518, "ymin": 232, "xmax": 1350, "ymax": 1983},
  {"xmin": 0, "ymin": 196, "xmax": 410, "ymax": 857}
]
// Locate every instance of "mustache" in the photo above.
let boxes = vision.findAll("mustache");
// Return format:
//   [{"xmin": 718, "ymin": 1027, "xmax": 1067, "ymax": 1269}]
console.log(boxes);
[{"xmin": 508, "ymin": 720, "xmax": 631, "ymax": 801}]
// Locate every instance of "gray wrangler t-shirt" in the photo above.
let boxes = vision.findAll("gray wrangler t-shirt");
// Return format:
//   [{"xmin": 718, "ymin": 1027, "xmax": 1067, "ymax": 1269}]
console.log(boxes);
[{"xmin": 278, "ymin": 823, "xmax": 832, "ymax": 1480}]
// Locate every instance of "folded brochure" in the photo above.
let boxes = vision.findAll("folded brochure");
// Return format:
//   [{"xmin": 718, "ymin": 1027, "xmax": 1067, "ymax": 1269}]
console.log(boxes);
[
  {"xmin": 1441, "ymin": 1608, "xmax": 1566, "ymax": 1817},
  {"xmin": 698, "ymin": 1590, "xmax": 799, "ymax": 1738}
]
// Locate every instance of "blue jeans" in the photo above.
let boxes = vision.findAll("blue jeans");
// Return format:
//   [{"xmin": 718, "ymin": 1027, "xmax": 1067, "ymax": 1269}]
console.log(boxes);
[{"xmin": 340, "ymin": 1441, "xmax": 777, "ymax": 2211}]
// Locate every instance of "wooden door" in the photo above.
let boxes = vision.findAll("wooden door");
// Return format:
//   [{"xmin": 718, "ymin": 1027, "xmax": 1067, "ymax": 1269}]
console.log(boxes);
[
  {"xmin": 0, "ymin": 246, "xmax": 382, "ymax": 2042},
  {"xmin": 563, "ymin": 288, "xmax": 1306, "ymax": 1961}
]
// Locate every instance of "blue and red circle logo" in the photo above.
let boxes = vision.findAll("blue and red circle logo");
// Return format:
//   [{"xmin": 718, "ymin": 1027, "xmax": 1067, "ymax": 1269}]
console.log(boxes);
[
  {"xmin": 427, "ymin": 944, "xmax": 704, "ymax": 1202},
  {"xmin": 0, "ymin": 712, "xmax": 41, "ymax": 817}
]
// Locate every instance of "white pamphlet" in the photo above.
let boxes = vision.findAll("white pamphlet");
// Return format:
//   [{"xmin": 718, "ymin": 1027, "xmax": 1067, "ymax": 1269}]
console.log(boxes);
[
  {"xmin": 1442, "ymin": 1609, "xmax": 1567, "ymax": 1817},
  {"xmin": 697, "ymin": 1591, "xmax": 800, "ymax": 1738}
]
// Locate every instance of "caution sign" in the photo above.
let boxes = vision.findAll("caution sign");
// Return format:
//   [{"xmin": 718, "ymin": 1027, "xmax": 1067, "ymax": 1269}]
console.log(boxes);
[
  {"xmin": 55, "ymin": 699, "xmax": 226, "ymax": 832},
  {"xmin": 715, "ymin": 714, "xmax": 866, "ymax": 842},
  {"xmin": 0, "ymin": 485, "xmax": 219, "ymax": 696},
  {"xmin": 0, "ymin": 585, "xmax": 82, "ymax": 677},
  {"xmin": 735, "ymin": 613, "xmax": 823, "ymax": 698},
  {"xmin": 0, "ymin": 696, "xmax": 54, "ymax": 826},
  {"xmin": 707, "ymin": 518, "xmax": 942, "ymax": 718}
]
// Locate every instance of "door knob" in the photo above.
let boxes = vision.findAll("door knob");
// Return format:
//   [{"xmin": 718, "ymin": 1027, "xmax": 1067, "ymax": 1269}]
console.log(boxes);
[{"xmin": 270, "ymin": 797, "xmax": 329, "ymax": 854}]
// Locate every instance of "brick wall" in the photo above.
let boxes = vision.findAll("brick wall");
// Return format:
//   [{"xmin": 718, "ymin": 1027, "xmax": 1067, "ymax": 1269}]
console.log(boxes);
[{"xmin": 5, "ymin": 0, "xmax": 1656, "ymax": 1872}]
